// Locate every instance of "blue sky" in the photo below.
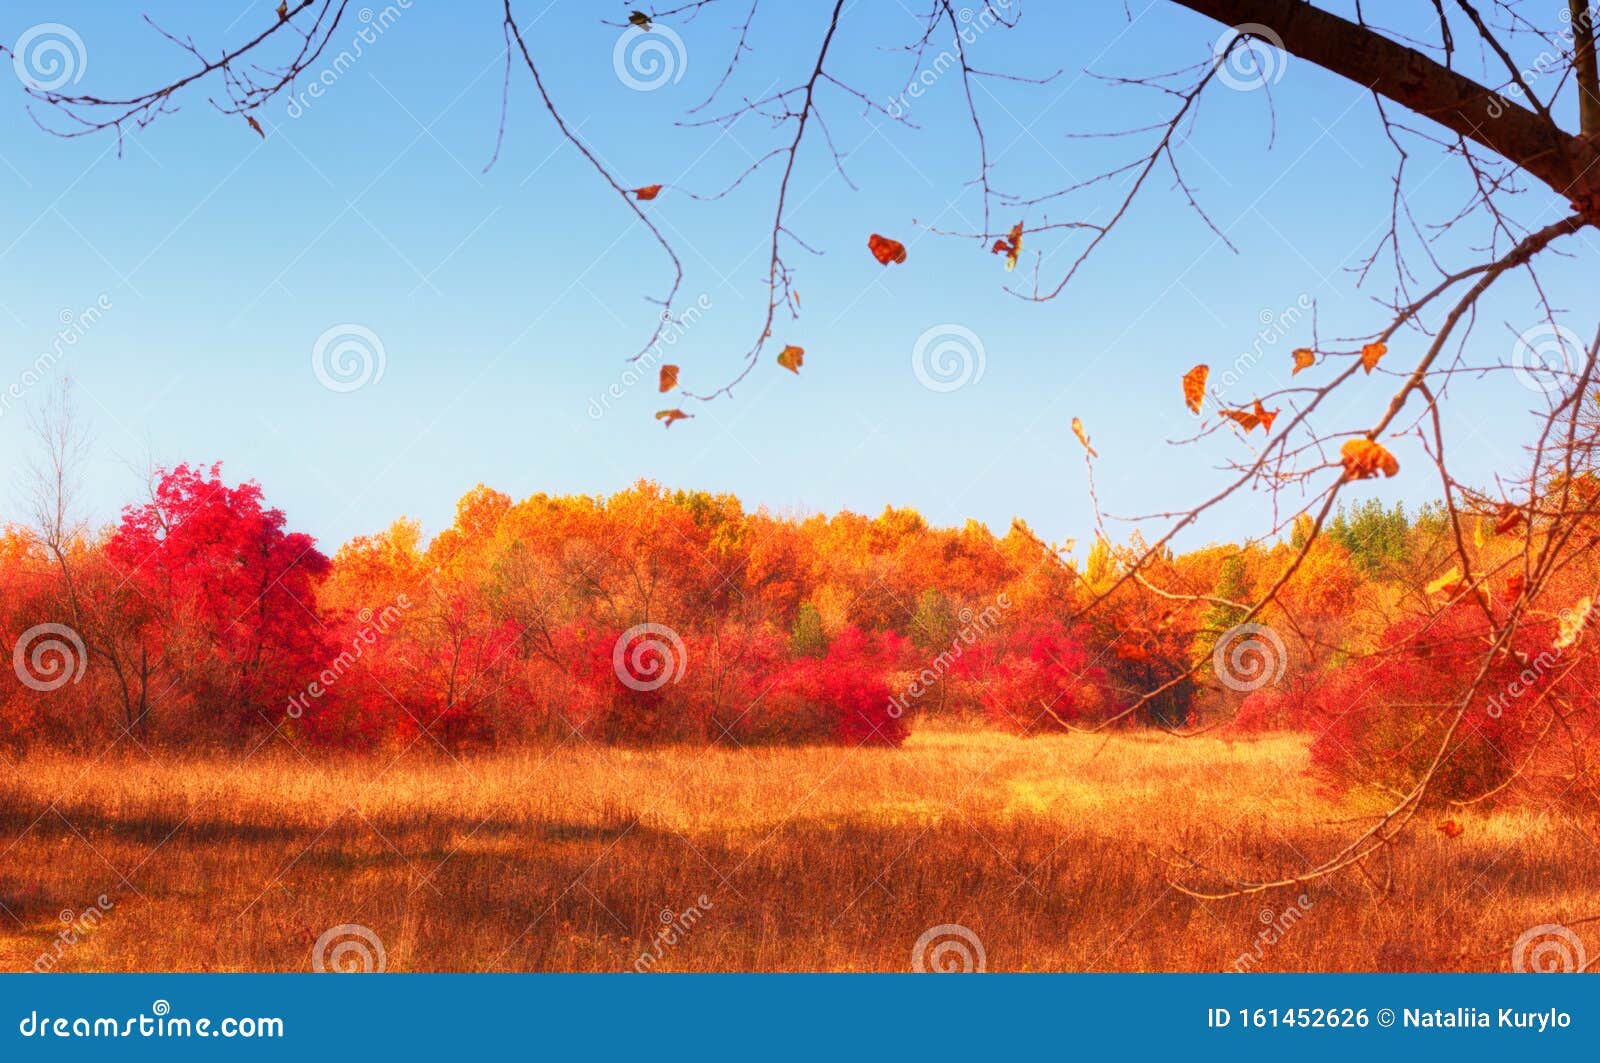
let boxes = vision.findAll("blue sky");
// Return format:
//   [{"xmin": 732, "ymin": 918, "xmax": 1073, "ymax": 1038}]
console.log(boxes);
[{"xmin": 1, "ymin": 1, "xmax": 1590, "ymax": 554}]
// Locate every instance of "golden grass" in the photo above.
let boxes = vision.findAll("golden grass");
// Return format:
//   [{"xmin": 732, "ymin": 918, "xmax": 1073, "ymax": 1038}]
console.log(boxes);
[{"xmin": 1, "ymin": 723, "xmax": 1592, "ymax": 972}]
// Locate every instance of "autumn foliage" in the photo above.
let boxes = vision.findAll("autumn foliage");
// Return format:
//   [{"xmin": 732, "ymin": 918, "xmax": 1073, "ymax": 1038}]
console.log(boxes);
[{"xmin": 4, "ymin": 466, "xmax": 1599, "ymax": 814}]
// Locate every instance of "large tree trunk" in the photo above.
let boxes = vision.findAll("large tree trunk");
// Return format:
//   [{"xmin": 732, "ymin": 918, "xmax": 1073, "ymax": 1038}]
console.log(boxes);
[{"xmin": 1168, "ymin": 0, "xmax": 1600, "ymax": 212}]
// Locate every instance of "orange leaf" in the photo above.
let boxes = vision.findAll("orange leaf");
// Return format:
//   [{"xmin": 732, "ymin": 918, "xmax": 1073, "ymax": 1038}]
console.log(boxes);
[
  {"xmin": 655, "ymin": 409, "xmax": 692, "ymax": 428},
  {"xmin": 1071, "ymin": 417, "xmax": 1098, "ymax": 458},
  {"xmin": 1437, "ymin": 820, "xmax": 1465, "ymax": 839},
  {"xmin": 1182, "ymin": 364, "xmax": 1208, "ymax": 414},
  {"xmin": 246, "ymin": 115, "xmax": 265, "ymax": 138},
  {"xmin": 658, "ymin": 364, "xmax": 679, "ymax": 393},
  {"xmin": 1493, "ymin": 502, "xmax": 1524, "ymax": 535},
  {"xmin": 1340, "ymin": 438, "xmax": 1400, "ymax": 480},
  {"xmin": 990, "ymin": 222, "xmax": 1022, "ymax": 271},
  {"xmin": 1291, "ymin": 347, "xmax": 1315, "ymax": 375},
  {"xmin": 1222, "ymin": 398, "xmax": 1278, "ymax": 434},
  {"xmin": 1253, "ymin": 398, "xmax": 1278, "ymax": 434},
  {"xmin": 777, "ymin": 345, "xmax": 803, "ymax": 374},
  {"xmin": 1219, "ymin": 407, "xmax": 1261, "ymax": 433},
  {"xmin": 1361, "ymin": 341, "xmax": 1386, "ymax": 374},
  {"xmin": 1505, "ymin": 572, "xmax": 1526, "ymax": 601},
  {"xmin": 632, "ymin": 184, "xmax": 663, "ymax": 201},
  {"xmin": 867, "ymin": 233, "xmax": 906, "ymax": 266}
]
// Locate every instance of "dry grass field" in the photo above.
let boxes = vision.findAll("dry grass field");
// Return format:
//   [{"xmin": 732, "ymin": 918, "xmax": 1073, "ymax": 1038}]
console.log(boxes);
[{"xmin": 1, "ymin": 724, "xmax": 1593, "ymax": 972}]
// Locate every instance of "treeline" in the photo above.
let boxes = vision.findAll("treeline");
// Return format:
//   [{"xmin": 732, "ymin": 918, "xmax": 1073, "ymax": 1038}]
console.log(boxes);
[{"xmin": 3, "ymin": 465, "xmax": 1597, "ymax": 804}]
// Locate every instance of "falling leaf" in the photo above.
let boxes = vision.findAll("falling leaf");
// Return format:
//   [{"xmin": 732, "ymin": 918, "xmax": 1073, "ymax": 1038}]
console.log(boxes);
[
  {"xmin": 246, "ymin": 115, "xmax": 265, "ymax": 138},
  {"xmin": 990, "ymin": 222, "xmax": 1022, "ymax": 271},
  {"xmin": 276, "ymin": 1, "xmax": 289, "ymax": 20},
  {"xmin": 1071, "ymin": 416, "xmax": 1098, "ymax": 458},
  {"xmin": 658, "ymin": 364, "xmax": 679, "ymax": 393},
  {"xmin": 1472, "ymin": 517, "xmax": 1485, "ymax": 548},
  {"xmin": 632, "ymin": 184, "xmax": 663, "ymax": 201},
  {"xmin": 1254, "ymin": 399, "xmax": 1278, "ymax": 434},
  {"xmin": 1493, "ymin": 502, "xmax": 1524, "ymax": 536},
  {"xmin": 655, "ymin": 408, "xmax": 691, "ymax": 428},
  {"xmin": 1340, "ymin": 438, "xmax": 1399, "ymax": 480},
  {"xmin": 791, "ymin": 290, "xmax": 801, "ymax": 310},
  {"xmin": 777, "ymin": 345, "xmax": 804, "ymax": 374},
  {"xmin": 1426, "ymin": 566, "xmax": 1464, "ymax": 597},
  {"xmin": 1437, "ymin": 820, "xmax": 1465, "ymax": 839},
  {"xmin": 1182, "ymin": 364, "xmax": 1208, "ymax": 414},
  {"xmin": 1361, "ymin": 341, "xmax": 1387, "ymax": 374},
  {"xmin": 1222, "ymin": 397, "xmax": 1280, "ymax": 434},
  {"xmin": 1291, "ymin": 347, "xmax": 1315, "ymax": 375},
  {"xmin": 1555, "ymin": 596, "xmax": 1593, "ymax": 649},
  {"xmin": 1219, "ymin": 407, "xmax": 1261, "ymax": 433},
  {"xmin": 629, "ymin": 10, "xmax": 652, "ymax": 30},
  {"xmin": 867, "ymin": 233, "xmax": 906, "ymax": 266}
]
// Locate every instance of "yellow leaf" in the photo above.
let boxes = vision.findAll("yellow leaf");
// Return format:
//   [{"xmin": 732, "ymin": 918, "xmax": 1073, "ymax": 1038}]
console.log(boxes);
[
  {"xmin": 1556, "ymin": 596, "xmax": 1593, "ymax": 649},
  {"xmin": 1071, "ymin": 417, "xmax": 1098, "ymax": 458},
  {"xmin": 1426, "ymin": 567, "xmax": 1463, "ymax": 597}
]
